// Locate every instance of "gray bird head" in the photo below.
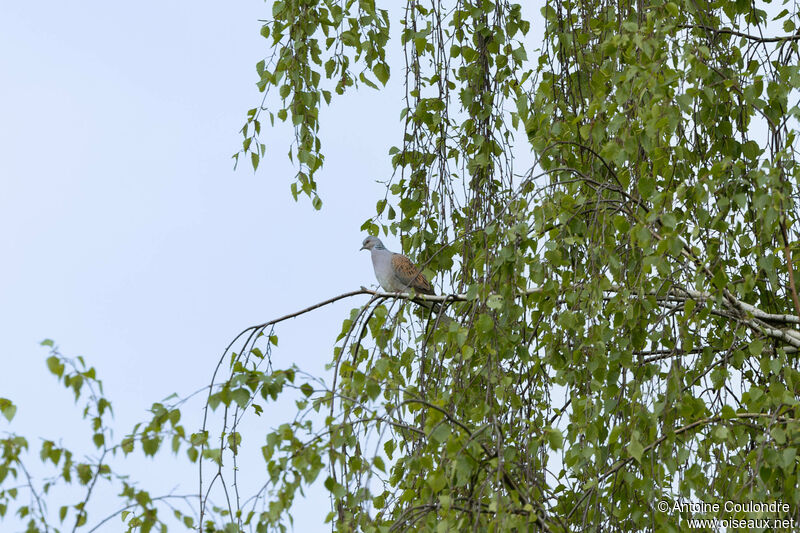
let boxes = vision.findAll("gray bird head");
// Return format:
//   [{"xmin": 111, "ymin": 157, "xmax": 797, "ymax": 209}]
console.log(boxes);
[{"xmin": 360, "ymin": 236, "xmax": 385, "ymax": 251}]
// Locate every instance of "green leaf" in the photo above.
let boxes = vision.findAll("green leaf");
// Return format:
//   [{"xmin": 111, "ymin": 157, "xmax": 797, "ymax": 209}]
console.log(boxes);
[
  {"xmin": 545, "ymin": 427, "xmax": 563, "ymax": 450},
  {"xmin": 203, "ymin": 447, "xmax": 222, "ymax": 465},
  {"xmin": 665, "ymin": 2, "xmax": 679, "ymax": 16},
  {"xmin": 324, "ymin": 476, "xmax": 346, "ymax": 499},
  {"xmin": 46, "ymin": 356, "xmax": 64, "ymax": 377},
  {"xmin": 628, "ymin": 437, "xmax": 644, "ymax": 463},
  {"xmin": 748, "ymin": 339, "xmax": 765, "ymax": 356},
  {"xmin": 476, "ymin": 313, "xmax": 493, "ymax": 333},
  {"xmin": 430, "ymin": 423, "xmax": 450, "ymax": 443},
  {"xmin": 142, "ymin": 437, "xmax": 160, "ymax": 456},
  {"xmin": 232, "ymin": 388, "xmax": 250, "ymax": 408},
  {"xmin": 487, "ymin": 294, "xmax": 503, "ymax": 309},
  {"xmin": 0, "ymin": 398, "xmax": 16, "ymax": 422},
  {"xmin": 428, "ymin": 471, "xmax": 446, "ymax": 492},
  {"xmin": 374, "ymin": 63, "xmax": 390, "ymax": 85},
  {"xmin": 300, "ymin": 383, "xmax": 314, "ymax": 397},
  {"xmin": 187, "ymin": 447, "xmax": 199, "ymax": 462},
  {"xmin": 465, "ymin": 284, "xmax": 479, "ymax": 301}
]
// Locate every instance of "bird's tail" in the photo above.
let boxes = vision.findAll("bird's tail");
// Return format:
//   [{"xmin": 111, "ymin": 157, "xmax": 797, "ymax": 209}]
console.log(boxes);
[{"xmin": 414, "ymin": 298, "xmax": 455, "ymax": 326}]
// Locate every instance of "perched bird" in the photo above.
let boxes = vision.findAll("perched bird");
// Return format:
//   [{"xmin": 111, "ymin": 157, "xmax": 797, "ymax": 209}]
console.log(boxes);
[
  {"xmin": 360, "ymin": 236, "xmax": 435, "ymax": 295},
  {"xmin": 360, "ymin": 236, "xmax": 454, "ymax": 323}
]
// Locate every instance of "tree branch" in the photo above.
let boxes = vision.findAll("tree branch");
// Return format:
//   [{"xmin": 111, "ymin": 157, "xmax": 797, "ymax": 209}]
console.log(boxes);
[
  {"xmin": 779, "ymin": 219, "xmax": 800, "ymax": 319},
  {"xmin": 678, "ymin": 24, "xmax": 800, "ymax": 43},
  {"xmin": 567, "ymin": 413, "xmax": 800, "ymax": 519}
]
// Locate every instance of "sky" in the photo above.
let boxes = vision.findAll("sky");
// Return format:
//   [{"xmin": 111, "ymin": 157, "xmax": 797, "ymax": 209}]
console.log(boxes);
[{"xmin": 0, "ymin": 1, "xmax": 404, "ymax": 530}]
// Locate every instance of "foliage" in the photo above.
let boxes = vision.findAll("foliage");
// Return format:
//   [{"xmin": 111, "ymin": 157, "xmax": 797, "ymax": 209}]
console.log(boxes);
[
  {"xmin": 232, "ymin": 0, "xmax": 800, "ymax": 530},
  {"xmin": 6, "ymin": 0, "xmax": 800, "ymax": 532},
  {"xmin": 235, "ymin": 0, "xmax": 390, "ymax": 208},
  {"xmin": 1, "ymin": 342, "xmax": 199, "ymax": 532}
]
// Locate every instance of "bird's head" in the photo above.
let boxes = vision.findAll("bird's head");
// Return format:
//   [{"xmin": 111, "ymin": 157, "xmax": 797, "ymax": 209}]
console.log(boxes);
[{"xmin": 360, "ymin": 236, "xmax": 384, "ymax": 251}]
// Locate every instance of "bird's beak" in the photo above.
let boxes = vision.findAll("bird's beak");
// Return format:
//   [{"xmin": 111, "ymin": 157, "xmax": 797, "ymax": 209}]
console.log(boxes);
[{"xmin": 360, "ymin": 245, "xmax": 367, "ymax": 250}]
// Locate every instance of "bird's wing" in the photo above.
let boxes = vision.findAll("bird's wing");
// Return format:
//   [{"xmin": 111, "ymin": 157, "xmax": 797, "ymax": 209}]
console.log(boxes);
[{"xmin": 391, "ymin": 253, "xmax": 435, "ymax": 294}]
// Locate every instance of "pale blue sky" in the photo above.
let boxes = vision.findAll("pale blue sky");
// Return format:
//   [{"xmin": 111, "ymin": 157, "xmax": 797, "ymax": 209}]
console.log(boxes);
[{"xmin": 1, "ymin": 2, "xmax": 401, "ymax": 530}]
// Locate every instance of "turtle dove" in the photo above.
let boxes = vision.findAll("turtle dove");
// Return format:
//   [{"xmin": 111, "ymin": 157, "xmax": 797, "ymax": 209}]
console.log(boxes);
[{"xmin": 360, "ymin": 236, "xmax": 435, "ymax": 295}]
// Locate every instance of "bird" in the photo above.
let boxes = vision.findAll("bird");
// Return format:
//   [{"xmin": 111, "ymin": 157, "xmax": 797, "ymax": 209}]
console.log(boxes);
[
  {"xmin": 360, "ymin": 236, "xmax": 435, "ymax": 295},
  {"xmin": 360, "ymin": 236, "xmax": 454, "ymax": 323}
]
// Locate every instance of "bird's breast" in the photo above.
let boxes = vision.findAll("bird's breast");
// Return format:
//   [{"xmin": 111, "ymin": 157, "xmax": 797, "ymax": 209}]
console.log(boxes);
[{"xmin": 371, "ymin": 250, "xmax": 397, "ymax": 291}]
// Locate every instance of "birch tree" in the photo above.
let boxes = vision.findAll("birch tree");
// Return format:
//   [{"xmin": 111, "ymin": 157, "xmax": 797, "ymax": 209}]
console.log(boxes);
[{"xmin": 4, "ymin": 0, "xmax": 800, "ymax": 531}]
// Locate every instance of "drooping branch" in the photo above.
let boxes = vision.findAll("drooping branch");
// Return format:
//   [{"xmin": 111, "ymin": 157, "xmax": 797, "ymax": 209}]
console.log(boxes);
[
  {"xmin": 567, "ymin": 412, "xmax": 800, "ymax": 520},
  {"xmin": 678, "ymin": 24, "xmax": 800, "ymax": 43}
]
